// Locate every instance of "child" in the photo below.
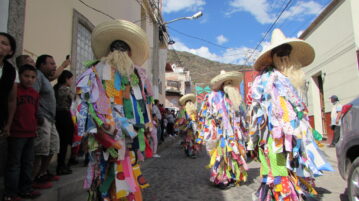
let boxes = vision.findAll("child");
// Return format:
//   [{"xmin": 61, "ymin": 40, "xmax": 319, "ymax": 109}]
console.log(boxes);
[
  {"xmin": 3, "ymin": 64, "xmax": 41, "ymax": 201},
  {"xmin": 151, "ymin": 114, "xmax": 160, "ymax": 158}
]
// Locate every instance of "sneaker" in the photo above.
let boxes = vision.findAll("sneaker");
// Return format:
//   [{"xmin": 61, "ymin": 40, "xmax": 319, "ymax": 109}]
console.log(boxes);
[
  {"xmin": 32, "ymin": 181, "xmax": 53, "ymax": 189},
  {"xmin": 153, "ymin": 154, "xmax": 161, "ymax": 158},
  {"xmin": 3, "ymin": 195, "xmax": 22, "ymax": 201},
  {"xmin": 19, "ymin": 191, "xmax": 41, "ymax": 199}
]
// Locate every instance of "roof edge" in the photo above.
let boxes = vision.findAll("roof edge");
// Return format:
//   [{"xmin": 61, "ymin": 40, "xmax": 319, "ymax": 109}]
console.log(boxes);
[{"xmin": 299, "ymin": 0, "xmax": 343, "ymax": 39}]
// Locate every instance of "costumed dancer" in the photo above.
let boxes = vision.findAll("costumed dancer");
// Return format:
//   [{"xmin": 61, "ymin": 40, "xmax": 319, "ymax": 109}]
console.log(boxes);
[
  {"xmin": 247, "ymin": 29, "xmax": 333, "ymax": 201},
  {"xmin": 178, "ymin": 93, "xmax": 199, "ymax": 158},
  {"xmin": 73, "ymin": 20, "xmax": 153, "ymax": 201},
  {"xmin": 197, "ymin": 71, "xmax": 248, "ymax": 189}
]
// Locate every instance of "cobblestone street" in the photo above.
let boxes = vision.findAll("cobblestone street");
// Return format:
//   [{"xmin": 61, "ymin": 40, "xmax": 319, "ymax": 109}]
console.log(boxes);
[{"xmin": 142, "ymin": 138, "xmax": 349, "ymax": 201}]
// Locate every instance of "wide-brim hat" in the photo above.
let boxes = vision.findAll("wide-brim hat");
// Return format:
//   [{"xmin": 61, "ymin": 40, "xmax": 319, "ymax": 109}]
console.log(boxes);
[
  {"xmin": 179, "ymin": 93, "xmax": 196, "ymax": 106},
  {"xmin": 254, "ymin": 28, "xmax": 315, "ymax": 71},
  {"xmin": 91, "ymin": 20, "xmax": 149, "ymax": 66},
  {"xmin": 210, "ymin": 71, "xmax": 243, "ymax": 91}
]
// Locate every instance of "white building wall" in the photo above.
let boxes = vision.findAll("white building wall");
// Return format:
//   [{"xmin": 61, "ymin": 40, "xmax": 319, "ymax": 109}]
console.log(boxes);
[
  {"xmin": 23, "ymin": 0, "xmax": 141, "ymax": 67},
  {"xmin": 303, "ymin": 0, "xmax": 359, "ymax": 134},
  {"xmin": 0, "ymin": 0, "xmax": 9, "ymax": 32}
]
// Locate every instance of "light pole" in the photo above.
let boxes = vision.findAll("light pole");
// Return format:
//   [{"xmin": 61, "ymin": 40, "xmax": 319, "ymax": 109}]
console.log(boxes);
[
  {"xmin": 163, "ymin": 11, "xmax": 203, "ymax": 25},
  {"xmin": 155, "ymin": 11, "xmax": 203, "ymax": 104}
]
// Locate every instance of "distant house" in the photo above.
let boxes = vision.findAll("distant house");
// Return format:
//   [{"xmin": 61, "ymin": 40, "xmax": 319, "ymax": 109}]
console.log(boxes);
[
  {"xmin": 165, "ymin": 63, "xmax": 192, "ymax": 110},
  {"xmin": 300, "ymin": 0, "xmax": 359, "ymax": 141}
]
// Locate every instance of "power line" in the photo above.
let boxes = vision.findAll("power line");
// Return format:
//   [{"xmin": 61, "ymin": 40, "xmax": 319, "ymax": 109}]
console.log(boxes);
[
  {"xmin": 244, "ymin": 0, "xmax": 293, "ymax": 65},
  {"xmin": 167, "ymin": 26, "xmax": 230, "ymax": 49},
  {"xmin": 78, "ymin": 0, "xmax": 115, "ymax": 20}
]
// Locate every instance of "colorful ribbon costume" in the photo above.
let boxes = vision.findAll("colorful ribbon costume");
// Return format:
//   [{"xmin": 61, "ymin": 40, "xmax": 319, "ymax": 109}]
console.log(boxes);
[
  {"xmin": 248, "ymin": 68, "xmax": 333, "ymax": 201},
  {"xmin": 74, "ymin": 62, "xmax": 152, "ymax": 201},
  {"xmin": 197, "ymin": 91, "xmax": 248, "ymax": 186}
]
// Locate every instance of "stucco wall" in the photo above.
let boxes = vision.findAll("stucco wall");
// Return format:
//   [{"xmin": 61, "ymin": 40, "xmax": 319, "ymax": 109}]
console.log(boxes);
[
  {"xmin": 23, "ymin": 0, "xmax": 143, "ymax": 66},
  {"xmin": 303, "ymin": 0, "xmax": 359, "ymax": 134}
]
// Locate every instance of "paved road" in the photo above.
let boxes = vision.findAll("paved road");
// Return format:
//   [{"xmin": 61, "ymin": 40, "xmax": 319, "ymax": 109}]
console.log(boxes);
[{"xmin": 142, "ymin": 138, "xmax": 349, "ymax": 201}]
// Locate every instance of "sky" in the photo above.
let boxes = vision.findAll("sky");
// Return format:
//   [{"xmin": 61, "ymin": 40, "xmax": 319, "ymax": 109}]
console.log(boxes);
[{"xmin": 162, "ymin": 0, "xmax": 332, "ymax": 65}]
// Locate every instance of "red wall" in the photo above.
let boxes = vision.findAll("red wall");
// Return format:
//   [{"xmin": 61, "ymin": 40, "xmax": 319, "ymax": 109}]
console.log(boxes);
[
  {"xmin": 243, "ymin": 70, "xmax": 259, "ymax": 104},
  {"xmin": 309, "ymin": 112, "xmax": 333, "ymax": 144}
]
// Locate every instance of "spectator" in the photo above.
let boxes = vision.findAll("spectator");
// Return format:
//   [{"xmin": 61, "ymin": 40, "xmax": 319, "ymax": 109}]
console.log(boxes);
[
  {"xmin": 3, "ymin": 65, "xmax": 41, "ymax": 201},
  {"xmin": 329, "ymin": 95, "xmax": 342, "ymax": 147},
  {"xmin": 16, "ymin": 55, "xmax": 36, "ymax": 69},
  {"xmin": 32, "ymin": 55, "xmax": 60, "ymax": 188},
  {"xmin": 152, "ymin": 99, "xmax": 163, "ymax": 142},
  {"xmin": 0, "ymin": 32, "xmax": 17, "ymax": 139},
  {"xmin": 48, "ymin": 55, "xmax": 70, "ymax": 81},
  {"xmin": 150, "ymin": 114, "xmax": 160, "ymax": 158},
  {"xmin": 166, "ymin": 110, "xmax": 175, "ymax": 137},
  {"xmin": 54, "ymin": 70, "xmax": 75, "ymax": 175}
]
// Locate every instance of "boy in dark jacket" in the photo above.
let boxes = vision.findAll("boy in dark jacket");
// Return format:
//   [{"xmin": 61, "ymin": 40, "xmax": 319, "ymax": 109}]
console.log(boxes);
[{"xmin": 3, "ymin": 65, "xmax": 41, "ymax": 201}]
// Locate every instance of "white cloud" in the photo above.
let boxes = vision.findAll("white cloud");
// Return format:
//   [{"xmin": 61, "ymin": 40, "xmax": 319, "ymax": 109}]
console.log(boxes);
[
  {"xmin": 227, "ymin": 0, "xmax": 325, "ymax": 24},
  {"xmin": 170, "ymin": 39, "xmax": 260, "ymax": 65},
  {"xmin": 216, "ymin": 35, "xmax": 228, "ymax": 45},
  {"xmin": 163, "ymin": 0, "xmax": 205, "ymax": 13}
]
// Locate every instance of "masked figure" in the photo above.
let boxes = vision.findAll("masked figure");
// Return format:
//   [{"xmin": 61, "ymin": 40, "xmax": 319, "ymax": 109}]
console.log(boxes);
[
  {"xmin": 248, "ymin": 29, "xmax": 333, "ymax": 201},
  {"xmin": 74, "ymin": 20, "xmax": 154, "ymax": 201},
  {"xmin": 197, "ymin": 71, "xmax": 248, "ymax": 189},
  {"xmin": 177, "ymin": 93, "xmax": 200, "ymax": 158}
]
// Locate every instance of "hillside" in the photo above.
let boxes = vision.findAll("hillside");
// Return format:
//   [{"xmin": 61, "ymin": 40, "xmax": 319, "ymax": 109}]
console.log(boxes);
[{"xmin": 166, "ymin": 50, "xmax": 252, "ymax": 85}]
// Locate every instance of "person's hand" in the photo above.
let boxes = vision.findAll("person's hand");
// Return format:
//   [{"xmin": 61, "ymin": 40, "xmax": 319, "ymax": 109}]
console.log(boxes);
[
  {"xmin": 0, "ymin": 125, "xmax": 10, "ymax": 138},
  {"xmin": 61, "ymin": 57, "xmax": 71, "ymax": 68}
]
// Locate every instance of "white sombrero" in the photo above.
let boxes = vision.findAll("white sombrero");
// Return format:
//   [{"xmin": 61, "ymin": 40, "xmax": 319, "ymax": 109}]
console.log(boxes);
[
  {"xmin": 210, "ymin": 71, "xmax": 243, "ymax": 91},
  {"xmin": 91, "ymin": 20, "xmax": 149, "ymax": 66},
  {"xmin": 254, "ymin": 28, "xmax": 315, "ymax": 71},
  {"xmin": 179, "ymin": 93, "xmax": 196, "ymax": 106}
]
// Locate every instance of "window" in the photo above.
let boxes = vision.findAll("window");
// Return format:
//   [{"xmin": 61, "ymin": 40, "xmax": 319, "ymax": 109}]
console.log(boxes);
[
  {"xmin": 71, "ymin": 10, "xmax": 94, "ymax": 78},
  {"xmin": 75, "ymin": 23, "xmax": 93, "ymax": 75}
]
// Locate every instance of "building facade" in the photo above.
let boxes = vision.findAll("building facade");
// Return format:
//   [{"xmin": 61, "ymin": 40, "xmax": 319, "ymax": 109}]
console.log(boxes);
[
  {"xmin": 165, "ymin": 63, "xmax": 192, "ymax": 110},
  {"xmin": 300, "ymin": 0, "xmax": 359, "ymax": 140}
]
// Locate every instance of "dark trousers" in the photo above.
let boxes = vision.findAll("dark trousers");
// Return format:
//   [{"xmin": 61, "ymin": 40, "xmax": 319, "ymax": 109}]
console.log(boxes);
[
  {"xmin": 56, "ymin": 110, "xmax": 74, "ymax": 169},
  {"xmin": 331, "ymin": 125, "xmax": 341, "ymax": 145},
  {"xmin": 167, "ymin": 122, "xmax": 174, "ymax": 136},
  {"xmin": 5, "ymin": 137, "xmax": 34, "ymax": 196}
]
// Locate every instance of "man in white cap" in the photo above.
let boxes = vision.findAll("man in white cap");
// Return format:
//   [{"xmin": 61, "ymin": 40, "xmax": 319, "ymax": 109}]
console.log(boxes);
[
  {"xmin": 197, "ymin": 71, "xmax": 248, "ymax": 189},
  {"xmin": 74, "ymin": 19, "xmax": 152, "ymax": 200},
  {"xmin": 248, "ymin": 29, "xmax": 332, "ymax": 200},
  {"xmin": 329, "ymin": 95, "xmax": 342, "ymax": 147},
  {"xmin": 177, "ymin": 93, "xmax": 199, "ymax": 158}
]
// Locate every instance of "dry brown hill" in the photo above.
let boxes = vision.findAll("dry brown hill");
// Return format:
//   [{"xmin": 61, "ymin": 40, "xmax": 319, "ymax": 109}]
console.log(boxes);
[{"xmin": 167, "ymin": 49, "xmax": 252, "ymax": 85}]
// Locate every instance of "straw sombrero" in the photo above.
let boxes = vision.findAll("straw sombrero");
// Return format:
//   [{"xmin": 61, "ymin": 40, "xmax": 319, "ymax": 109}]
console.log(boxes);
[
  {"xmin": 91, "ymin": 20, "xmax": 149, "ymax": 66},
  {"xmin": 210, "ymin": 71, "xmax": 243, "ymax": 91},
  {"xmin": 179, "ymin": 93, "xmax": 196, "ymax": 106},
  {"xmin": 254, "ymin": 28, "xmax": 315, "ymax": 71}
]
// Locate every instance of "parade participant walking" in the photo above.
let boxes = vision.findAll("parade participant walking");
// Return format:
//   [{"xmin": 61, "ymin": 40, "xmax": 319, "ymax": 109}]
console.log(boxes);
[
  {"xmin": 178, "ymin": 93, "xmax": 199, "ymax": 158},
  {"xmin": 248, "ymin": 29, "xmax": 333, "ymax": 200},
  {"xmin": 74, "ymin": 19, "xmax": 152, "ymax": 200},
  {"xmin": 197, "ymin": 71, "xmax": 248, "ymax": 189}
]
